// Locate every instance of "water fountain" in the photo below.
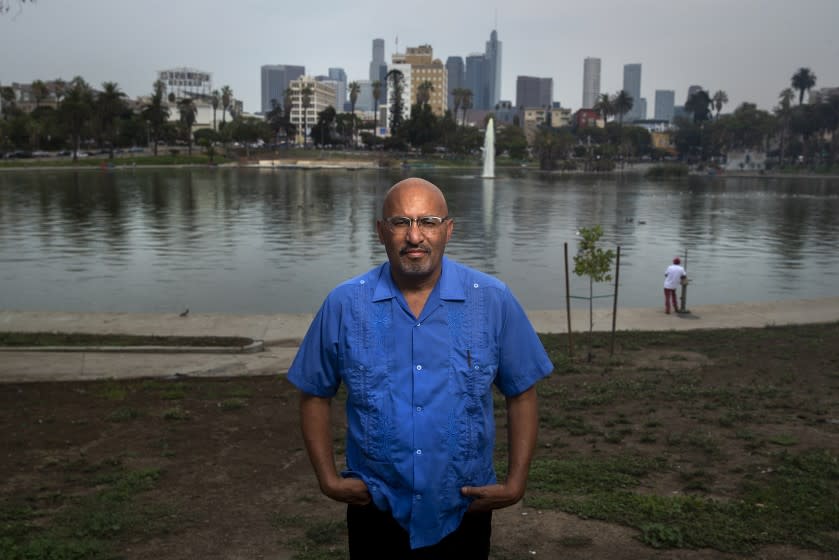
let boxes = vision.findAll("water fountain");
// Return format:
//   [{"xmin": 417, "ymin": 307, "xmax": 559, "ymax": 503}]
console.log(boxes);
[{"xmin": 482, "ymin": 117, "xmax": 495, "ymax": 178}]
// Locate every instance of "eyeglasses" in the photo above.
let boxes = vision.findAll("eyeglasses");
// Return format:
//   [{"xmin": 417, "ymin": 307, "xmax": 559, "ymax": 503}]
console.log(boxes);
[{"xmin": 382, "ymin": 215, "xmax": 450, "ymax": 233}]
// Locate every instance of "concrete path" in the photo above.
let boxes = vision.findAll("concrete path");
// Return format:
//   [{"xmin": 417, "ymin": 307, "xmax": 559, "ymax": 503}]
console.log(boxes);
[{"xmin": 1, "ymin": 297, "xmax": 837, "ymax": 383}]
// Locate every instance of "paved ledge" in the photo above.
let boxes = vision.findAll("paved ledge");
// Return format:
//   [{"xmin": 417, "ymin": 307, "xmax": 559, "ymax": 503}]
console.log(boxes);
[
  {"xmin": 0, "ymin": 297, "xmax": 837, "ymax": 383},
  {"xmin": 0, "ymin": 339, "xmax": 264, "ymax": 354}
]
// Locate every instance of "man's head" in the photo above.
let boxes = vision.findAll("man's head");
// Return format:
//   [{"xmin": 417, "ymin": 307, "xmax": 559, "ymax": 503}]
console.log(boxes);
[
  {"xmin": 673, "ymin": 257, "xmax": 681, "ymax": 265},
  {"xmin": 376, "ymin": 178, "xmax": 454, "ymax": 288}
]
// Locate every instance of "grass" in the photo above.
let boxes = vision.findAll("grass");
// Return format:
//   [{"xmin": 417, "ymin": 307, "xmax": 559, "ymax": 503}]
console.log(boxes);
[
  {"xmin": 0, "ymin": 331, "xmax": 253, "ymax": 347},
  {"xmin": 0, "ymin": 458, "xmax": 174, "ymax": 560}
]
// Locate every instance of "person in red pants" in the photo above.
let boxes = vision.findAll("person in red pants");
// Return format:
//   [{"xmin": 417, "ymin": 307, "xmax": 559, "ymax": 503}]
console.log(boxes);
[{"xmin": 663, "ymin": 257, "xmax": 687, "ymax": 314}]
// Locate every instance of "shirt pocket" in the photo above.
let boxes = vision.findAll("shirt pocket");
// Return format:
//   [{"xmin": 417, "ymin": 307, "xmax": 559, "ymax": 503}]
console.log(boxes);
[
  {"xmin": 449, "ymin": 345, "xmax": 499, "ymax": 462},
  {"xmin": 342, "ymin": 358, "xmax": 394, "ymax": 463}
]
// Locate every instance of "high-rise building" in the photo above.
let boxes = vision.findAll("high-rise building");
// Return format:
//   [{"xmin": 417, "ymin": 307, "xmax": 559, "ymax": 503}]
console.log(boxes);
[
  {"xmin": 582, "ymin": 57, "xmax": 601, "ymax": 109},
  {"xmin": 484, "ymin": 30, "xmax": 502, "ymax": 109},
  {"xmin": 622, "ymin": 63, "xmax": 642, "ymax": 121},
  {"xmin": 445, "ymin": 56, "xmax": 464, "ymax": 114},
  {"xmin": 465, "ymin": 54, "xmax": 487, "ymax": 109},
  {"xmin": 369, "ymin": 38, "xmax": 388, "ymax": 104},
  {"xmin": 391, "ymin": 45, "xmax": 448, "ymax": 116},
  {"xmin": 654, "ymin": 90, "xmax": 675, "ymax": 122},
  {"xmin": 638, "ymin": 98, "xmax": 647, "ymax": 120},
  {"xmin": 261, "ymin": 64, "xmax": 305, "ymax": 114},
  {"xmin": 328, "ymin": 67, "xmax": 347, "ymax": 111},
  {"xmin": 315, "ymin": 76, "xmax": 342, "ymax": 110},
  {"xmin": 289, "ymin": 76, "xmax": 336, "ymax": 144},
  {"xmin": 516, "ymin": 76, "xmax": 552, "ymax": 108}
]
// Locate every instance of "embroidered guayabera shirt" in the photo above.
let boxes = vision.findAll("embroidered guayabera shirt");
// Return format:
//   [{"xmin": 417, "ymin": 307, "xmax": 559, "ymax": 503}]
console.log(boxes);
[{"xmin": 288, "ymin": 257, "xmax": 553, "ymax": 549}]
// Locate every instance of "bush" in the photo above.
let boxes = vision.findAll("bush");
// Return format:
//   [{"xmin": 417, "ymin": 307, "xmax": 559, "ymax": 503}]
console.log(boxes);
[{"xmin": 646, "ymin": 164, "xmax": 689, "ymax": 178}]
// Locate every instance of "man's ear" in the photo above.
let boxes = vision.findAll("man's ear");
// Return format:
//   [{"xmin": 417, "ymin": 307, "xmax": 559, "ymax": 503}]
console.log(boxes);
[{"xmin": 375, "ymin": 220, "xmax": 385, "ymax": 244}]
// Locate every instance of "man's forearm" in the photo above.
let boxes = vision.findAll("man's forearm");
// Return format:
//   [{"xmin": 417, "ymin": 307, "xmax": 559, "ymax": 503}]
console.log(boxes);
[
  {"xmin": 505, "ymin": 386, "xmax": 539, "ymax": 499},
  {"xmin": 299, "ymin": 392, "xmax": 340, "ymax": 493}
]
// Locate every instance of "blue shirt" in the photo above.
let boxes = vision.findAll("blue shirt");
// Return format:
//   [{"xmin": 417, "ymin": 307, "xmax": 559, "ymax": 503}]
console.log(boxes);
[{"xmin": 288, "ymin": 257, "xmax": 553, "ymax": 549}]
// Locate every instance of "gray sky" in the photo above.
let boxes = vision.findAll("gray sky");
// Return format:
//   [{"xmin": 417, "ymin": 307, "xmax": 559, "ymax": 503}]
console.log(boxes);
[{"xmin": 2, "ymin": 0, "xmax": 837, "ymax": 115}]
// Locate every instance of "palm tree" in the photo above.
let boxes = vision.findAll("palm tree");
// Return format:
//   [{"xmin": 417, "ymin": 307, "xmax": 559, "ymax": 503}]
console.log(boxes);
[
  {"xmin": 593, "ymin": 93, "xmax": 613, "ymax": 127},
  {"xmin": 220, "ymin": 85, "xmax": 233, "ymax": 127},
  {"xmin": 685, "ymin": 89, "xmax": 712, "ymax": 123},
  {"xmin": 348, "ymin": 81, "xmax": 360, "ymax": 148},
  {"xmin": 178, "ymin": 98, "xmax": 197, "ymax": 156},
  {"xmin": 52, "ymin": 79, "xmax": 66, "ymax": 104},
  {"xmin": 451, "ymin": 88, "xmax": 466, "ymax": 126},
  {"xmin": 372, "ymin": 80, "xmax": 382, "ymax": 137},
  {"xmin": 791, "ymin": 68, "xmax": 816, "ymax": 105},
  {"xmin": 59, "ymin": 77, "xmax": 94, "ymax": 161},
  {"xmin": 712, "ymin": 90, "xmax": 728, "ymax": 119},
  {"xmin": 417, "ymin": 81, "xmax": 434, "ymax": 107},
  {"xmin": 776, "ymin": 88, "xmax": 795, "ymax": 166},
  {"xmin": 612, "ymin": 90, "xmax": 633, "ymax": 129},
  {"xmin": 301, "ymin": 84, "xmax": 313, "ymax": 147},
  {"xmin": 142, "ymin": 80, "xmax": 170, "ymax": 156},
  {"xmin": 210, "ymin": 89, "xmax": 220, "ymax": 131},
  {"xmin": 97, "ymin": 81, "xmax": 126, "ymax": 159},
  {"xmin": 461, "ymin": 88, "xmax": 473, "ymax": 127}
]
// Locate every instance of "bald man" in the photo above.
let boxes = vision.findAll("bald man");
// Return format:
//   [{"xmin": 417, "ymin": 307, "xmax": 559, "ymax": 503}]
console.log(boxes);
[{"xmin": 288, "ymin": 178, "xmax": 553, "ymax": 558}]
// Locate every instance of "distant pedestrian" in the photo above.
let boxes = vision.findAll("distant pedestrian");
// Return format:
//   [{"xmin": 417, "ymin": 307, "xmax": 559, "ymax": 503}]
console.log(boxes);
[{"xmin": 664, "ymin": 257, "xmax": 687, "ymax": 314}]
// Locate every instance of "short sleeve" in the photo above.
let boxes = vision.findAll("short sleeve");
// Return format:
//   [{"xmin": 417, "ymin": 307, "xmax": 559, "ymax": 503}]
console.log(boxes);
[
  {"xmin": 494, "ymin": 287, "xmax": 554, "ymax": 396},
  {"xmin": 287, "ymin": 296, "xmax": 342, "ymax": 397}
]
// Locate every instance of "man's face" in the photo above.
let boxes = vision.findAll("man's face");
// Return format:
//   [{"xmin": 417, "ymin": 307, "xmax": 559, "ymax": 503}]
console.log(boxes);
[{"xmin": 376, "ymin": 181, "xmax": 453, "ymax": 286}]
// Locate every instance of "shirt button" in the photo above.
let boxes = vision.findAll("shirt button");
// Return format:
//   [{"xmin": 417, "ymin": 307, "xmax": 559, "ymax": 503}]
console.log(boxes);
[
  {"xmin": 473, "ymin": 283, "xmax": 479, "ymax": 288},
  {"xmin": 416, "ymin": 365, "xmax": 422, "ymax": 371},
  {"xmin": 416, "ymin": 449, "xmax": 422, "ymax": 455},
  {"xmin": 416, "ymin": 406, "xmax": 422, "ymax": 412},
  {"xmin": 415, "ymin": 494, "xmax": 422, "ymax": 501}
]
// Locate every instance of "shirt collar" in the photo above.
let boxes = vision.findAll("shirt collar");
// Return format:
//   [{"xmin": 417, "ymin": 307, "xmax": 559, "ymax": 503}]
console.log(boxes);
[{"xmin": 371, "ymin": 257, "xmax": 465, "ymax": 302}]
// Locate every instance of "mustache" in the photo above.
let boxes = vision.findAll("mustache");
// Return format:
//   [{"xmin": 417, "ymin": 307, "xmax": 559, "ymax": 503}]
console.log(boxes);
[{"xmin": 399, "ymin": 245, "xmax": 431, "ymax": 256}]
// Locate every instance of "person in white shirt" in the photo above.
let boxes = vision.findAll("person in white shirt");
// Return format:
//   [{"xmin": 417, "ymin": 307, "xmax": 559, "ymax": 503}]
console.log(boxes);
[{"xmin": 663, "ymin": 257, "xmax": 687, "ymax": 314}]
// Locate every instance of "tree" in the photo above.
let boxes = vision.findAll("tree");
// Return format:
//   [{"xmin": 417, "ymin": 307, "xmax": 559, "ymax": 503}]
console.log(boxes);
[
  {"xmin": 495, "ymin": 125, "xmax": 528, "ymax": 160},
  {"xmin": 58, "ymin": 77, "xmax": 94, "ymax": 161},
  {"xmin": 685, "ymin": 89, "xmax": 712, "ymax": 123},
  {"xmin": 310, "ymin": 106, "xmax": 338, "ymax": 148},
  {"xmin": 593, "ymin": 93, "xmax": 613, "ymax": 127},
  {"xmin": 611, "ymin": 90, "xmax": 633, "ymax": 130},
  {"xmin": 791, "ymin": 67, "xmax": 816, "ymax": 105},
  {"xmin": 417, "ymin": 81, "xmax": 434, "ymax": 107},
  {"xmin": 228, "ymin": 117, "xmax": 271, "ymax": 158},
  {"xmin": 386, "ymin": 69, "xmax": 405, "ymax": 136},
  {"xmin": 0, "ymin": 86, "xmax": 17, "ymax": 119},
  {"xmin": 97, "ymin": 81, "xmax": 126, "ymax": 158},
  {"xmin": 776, "ymin": 88, "xmax": 795, "ymax": 165},
  {"xmin": 572, "ymin": 225, "xmax": 615, "ymax": 362},
  {"xmin": 348, "ymin": 81, "xmax": 360, "ymax": 147},
  {"xmin": 178, "ymin": 97, "xmax": 197, "ymax": 156},
  {"xmin": 210, "ymin": 89, "xmax": 220, "ymax": 131},
  {"xmin": 31, "ymin": 80, "xmax": 49, "ymax": 108},
  {"xmin": 220, "ymin": 85, "xmax": 233, "ymax": 127},
  {"xmin": 461, "ymin": 89, "xmax": 473, "ymax": 127},
  {"xmin": 141, "ymin": 80, "xmax": 170, "ymax": 156},
  {"xmin": 372, "ymin": 80, "xmax": 383, "ymax": 137},
  {"xmin": 712, "ymin": 90, "xmax": 728, "ymax": 119}
]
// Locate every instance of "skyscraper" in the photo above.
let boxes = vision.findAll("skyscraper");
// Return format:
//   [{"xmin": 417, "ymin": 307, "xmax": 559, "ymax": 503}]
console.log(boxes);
[
  {"xmin": 328, "ymin": 67, "xmax": 347, "ymax": 111},
  {"xmin": 654, "ymin": 90, "xmax": 675, "ymax": 122},
  {"xmin": 582, "ymin": 57, "xmax": 601, "ymax": 109},
  {"xmin": 465, "ymin": 54, "xmax": 487, "ymax": 110},
  {"xmin": 622, "ymin": 63, "xmax": 642, "ymax": 122},
  {"xmin": 445, "ymin": 56, "xmax": 464, "ymax": 114},
  {"xmin": 484, "ymin": 30, "xmax": 502, "ymax": 109},
  {"xmin": 369, "ymin": 38, "xmax": 387, "ymax": 105},
  {"xmin": 260, "ymin": 64, "xmax": 305, "ymax": 114},
  {"xmin": 516, "ymin": 76, "xmax": 552, "ymax": 108}
]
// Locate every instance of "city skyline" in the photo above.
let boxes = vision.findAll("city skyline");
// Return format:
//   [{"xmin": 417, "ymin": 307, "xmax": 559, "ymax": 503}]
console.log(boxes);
[{"xmin": 1, "ymin": 0, "xmax": 837, "ymax": 116}]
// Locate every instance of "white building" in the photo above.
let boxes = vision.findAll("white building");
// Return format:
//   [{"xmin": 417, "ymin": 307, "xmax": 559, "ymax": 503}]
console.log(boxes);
[
  {"xmin": 289, "ymin": 76, "xmax": 337, "ymax": 145},
  {"xmin": 582, "ymin": 57, "xmax": 601, "ymax": 109}
]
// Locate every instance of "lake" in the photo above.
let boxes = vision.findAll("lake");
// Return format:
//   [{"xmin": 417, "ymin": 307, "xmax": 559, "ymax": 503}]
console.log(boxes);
[{"xmin": 1, "ymin": 167, "xmax": 837, "ymax": 313}]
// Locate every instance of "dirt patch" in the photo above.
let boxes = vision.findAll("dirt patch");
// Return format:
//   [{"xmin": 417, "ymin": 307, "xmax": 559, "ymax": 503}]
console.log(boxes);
[{"xmin": 2, "ymin": 323, "xmax": 839, "ymax": 559}]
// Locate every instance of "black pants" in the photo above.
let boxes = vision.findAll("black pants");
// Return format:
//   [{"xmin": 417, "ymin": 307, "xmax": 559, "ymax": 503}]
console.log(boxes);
[{"xmin": 347, "ymin": 502, "xmax": 492, "ymax": 559}]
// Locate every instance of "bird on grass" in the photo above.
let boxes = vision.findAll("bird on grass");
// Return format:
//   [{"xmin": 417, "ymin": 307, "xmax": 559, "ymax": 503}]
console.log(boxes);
[{"xmin": 179, "ymin": 308, "xmax": 189, "ymax": 317}]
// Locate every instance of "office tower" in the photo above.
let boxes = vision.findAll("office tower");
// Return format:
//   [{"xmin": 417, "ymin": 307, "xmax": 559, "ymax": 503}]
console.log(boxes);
[
  {"xmin": 289, "ymin": 76, "xmax": 336, "ymax": 144},
  {"xmin": 328, "ymin": 67, "xmax": 347, "ymax": 111},
  {"xmin": 260, "ymin": 64, "xmax": 305, "ymax": 114},
  {"xmin": 516, "ymin": 76, "xmax": 552, "ymax": 108},
  {"xmin": 582, "ymin": 57, "xmax": 601, "ymax": 109},
  {"xmin": 638, "ymin": 98, "xmax": 647, "ymax": 120},
  {"xmin": 654, "ymin": 89, "xmax": 675, "ymax": 121},
  {"xmin": 484, "ymin": 30, "xmax": 502, "ymax": 108},
  {"xmin": 369, "ymin": 38, "xmax": 388, "ymax": 104},
  {"xmin": 622, "ymin": 63, "xmax": 642, "ymax": 121},
  {"xmin": 445, "ymin": 56, "xmax": 464, "ymax": 114},
  {"xmin": 465, "ymin": 54, "xmax": 488, "ymax": 109},
  {"xmin": 315, "ymin": 76, "xmax": 342, "ymax": 109}
]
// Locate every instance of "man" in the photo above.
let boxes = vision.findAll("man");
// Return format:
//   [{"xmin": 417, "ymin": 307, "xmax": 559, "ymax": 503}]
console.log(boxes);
[
  {"xmin": 663, "ymin": 256, "xmax": 687, "ymax": 314},
  {"xmin": 287, "ymin": 178, "xmax": 553, "ymax": 558}
]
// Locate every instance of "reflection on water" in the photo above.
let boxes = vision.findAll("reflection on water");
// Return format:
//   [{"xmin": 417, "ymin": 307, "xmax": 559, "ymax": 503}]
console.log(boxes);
[{"xmin": 1, "ymin": 168, "xmax": 838, "ymax": 313}]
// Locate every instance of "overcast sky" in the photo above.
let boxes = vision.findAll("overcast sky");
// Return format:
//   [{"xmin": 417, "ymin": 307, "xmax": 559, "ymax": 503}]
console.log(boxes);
[{"xmin": 1, "ymin": 0, "xmax": 837, "ymax": 115}]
